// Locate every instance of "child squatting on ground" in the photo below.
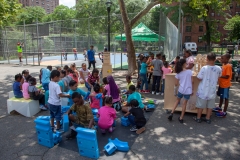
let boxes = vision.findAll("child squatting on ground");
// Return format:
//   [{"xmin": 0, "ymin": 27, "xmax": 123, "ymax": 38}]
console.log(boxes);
[
  {"xmin": 124, "ymin": 99, "xmax": 146, "ymax": 134},
  {"xmin": 193, "ymin": 53, "xmax": 222, "ymax": 124},
  {"xmin": 97, "ymin": 96, "xmax": 117, "ymax": 134},
  {"xmin": 66, "ymin": 92, "xmax": 94, "ymax": 139},
  {"xmin": 213, "ymin": 53, "xmax": 232, "ymax": 117},
  {"xmin": 48, "ymin": 70, "xmax": 70, "ymax": 131},
  {"xmin": 168, "ymin": 59, "xmax": 194, "ymax": 123}
]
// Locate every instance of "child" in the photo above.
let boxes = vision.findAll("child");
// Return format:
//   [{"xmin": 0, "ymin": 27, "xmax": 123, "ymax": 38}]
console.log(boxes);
[
  {"xmin": 68, "ymin": 68, "xmax": 79, "ymax": 83},
  {"xmin": 126, "ymin": 75, "xmax": 134, "ymax": 91},
  {"xmin": 151, "ymin": 53, "xmax": 163, "ymax": 95},
  {"xmin": 97, "ymin": 96, "xmax": 116, "ymax": 134},
  {"xmin": 170, "ymin": 56, "xmax": 180, "ymax": 70},
  {"xmin": 40, "ymin": 66, "xmax": 52, "ymax": 91},
  {"xmin": 193, "ymin": 53, "xmax": 222, "ymax": 123},
  {"xmin": 168, "ymin": 59, "xmax": 193, "ymax": 123},
  {"xmin": 48, "ymin": 70, "xmax": 70, "ymax": 131},
  {"xmin": 70, "ymin": 63, "xmax": 79, "ymax": 78},
  {"xmin": 63, "ymin": 65, "xmax": 69, "ymax": 71},
  {"xmin": 87, "ymin": 68, "xmax": 100, "ymax": 90},
  {"xmin": 22, "ymin": 75, "xmax": 32, "ymax": 100},
  {"xmin": 213, "ymin": 53, "xmax": 232, "ymax": 117},
  {"xmin": 66, "ymin": 92, "xmax": 94, "ymax": 139},
  {"xmin": 56, "ymin": 66, "xmax": 62, "ymax": 72},
  {"xmin": 62, "ymin": 68, "xmax": 72, "ymax": 92},
  {"xmin": 22, "ymin": 69, "xmax": 29, "ymax": 83},
  {"xmin": 28, "ymin": 77, "xmax": 47, "ymax": 110},
  {"xmin": 79, "ymin": 63, "xmax": 91, "ymax": 91},
  {"xmin": 124, "ymin": 99, "xmax": 146, "ymax": 134},
  {"xmin": 147, "ymin": 52, "xmax": 155, "ymax": 83},
  {"xmin": 58, "ymin": 70, "xmax": 67, "ymax": 92},
  {"xmin": 90, "ymin": 84, "xmax": 101, "ymax": 109},
  {"xmin": 139, "ymin": 56, "xmax": 150, "ymax": 93},
  {"xmin": 13, "ymin": 73, "xmax": 23, "ymax": 98},
  {"xmin": 122, "ymin": 85, "xmax": 145, "ymax": 113},
  {"xmin": 68, "ymin": 80, "xmax": 87, "ymax": 106},
  {"xmin": 161, "ymin": 61, "xmax": 172, "ymax": 95},
  {"xmin": 104, "ymin": 75, "xmax": 121, "ymax": 111}
]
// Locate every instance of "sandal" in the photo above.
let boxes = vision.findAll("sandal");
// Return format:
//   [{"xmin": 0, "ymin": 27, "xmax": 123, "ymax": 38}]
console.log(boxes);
[
  {"xmin": 202, "ymin": 117, "xmax": 211, "ymax": 124},
  {"xmin": 192, "ymin": 116, "xmax": 202, "ymax": 123},
  {"xmin": 178, "ymin": 117, "xmax": 183, "ymax": 124}
]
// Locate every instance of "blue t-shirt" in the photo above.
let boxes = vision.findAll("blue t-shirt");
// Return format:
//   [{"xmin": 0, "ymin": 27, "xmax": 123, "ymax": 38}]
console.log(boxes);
[
  {"xmin": 68, "ymin": 88, "xmax": 87, "ymax": 106},
  {"xmin": 13, "ymin": 81, "xmax": 23, "ymax": 97},
  {"xmin": 41, "ymin": 68, "xmax": 51, "ymax": 84},
  {"xmin": 140, "ymin": 62, "xmax": 147, "ymax": 74},
  {"xmin": 58, "ymin": 80, "xmax": 65, "ymax": 92},
  {"xmin": 127, "ymin": 92, "xmax": 144, "ymax": 109},
  {"xmin": 87, "ymin": 50, "xmax": 95, "ymax": 61}
]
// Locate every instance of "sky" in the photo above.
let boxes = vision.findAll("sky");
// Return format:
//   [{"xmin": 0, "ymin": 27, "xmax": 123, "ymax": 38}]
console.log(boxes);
[{"xmin": 59, "ymin": 0, "xmax": 75, "ymax": 8}]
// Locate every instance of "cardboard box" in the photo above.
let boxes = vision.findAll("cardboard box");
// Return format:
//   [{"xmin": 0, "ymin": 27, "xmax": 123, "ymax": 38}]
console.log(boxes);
[
  {"xmin": 103, "ymin": 58, "xmax": 111, "ymax": 64},
  {"xmin": 102, "ymin": 64, "xmax": 112, "ymax": 77}
]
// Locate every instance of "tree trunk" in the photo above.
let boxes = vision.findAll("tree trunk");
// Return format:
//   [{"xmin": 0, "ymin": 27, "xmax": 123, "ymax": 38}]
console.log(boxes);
[
  {"xmin": 205, "ymin": 20, "xmax": 211, "ymax": 52},
  {"xmin": 125, "ymin": 23, "xmax": 137, "ymax": 74}
]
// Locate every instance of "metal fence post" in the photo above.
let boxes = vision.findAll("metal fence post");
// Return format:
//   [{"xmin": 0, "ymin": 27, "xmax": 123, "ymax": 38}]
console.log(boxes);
[
  {"xmin": 23, "ymin": 20, "xmax": 27, "ymax": 65},
  {"xmin": 36, "ymin": 18, "xmax": 40, "ymax": 66},
  {"xmin": 60, "ymin": 20, "xmax": 62, "ymax": 67},
  {"xmin": 88, "ymin": 18, "xmax": 90, "ymax": 48}
]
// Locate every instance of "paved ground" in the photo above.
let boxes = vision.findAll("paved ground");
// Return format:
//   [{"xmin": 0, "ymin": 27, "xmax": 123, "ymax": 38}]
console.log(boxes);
[{"xmin": 0, "ymin": 64, "xmax": 240, "ymax": 160}]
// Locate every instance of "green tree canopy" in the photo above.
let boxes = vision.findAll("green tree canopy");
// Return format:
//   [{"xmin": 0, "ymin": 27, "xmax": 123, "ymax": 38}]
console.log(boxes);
[
  {"xmin": 17, "ymin": 6, "xmax": 46, "ymax": 24},
  {"xmin": 225, "ymin": 15, "xmax": 240, "ymax": 41},
  {"xmin": 51, "ymin": 5, "xmax": 76, "ymax": 21},
  {"xmin": 0, "ymin": 0, "xmax": 21, "ymax": 27}
]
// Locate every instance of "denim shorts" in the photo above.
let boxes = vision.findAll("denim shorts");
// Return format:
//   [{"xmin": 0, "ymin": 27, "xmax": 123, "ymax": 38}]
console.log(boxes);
[
  {"xmin": 48, "ymin": 103, "xmax": 61, "ymax": 121},
  {"xmin": 177, "ymin": 92, "xmax": 191, "ymax": 100}
]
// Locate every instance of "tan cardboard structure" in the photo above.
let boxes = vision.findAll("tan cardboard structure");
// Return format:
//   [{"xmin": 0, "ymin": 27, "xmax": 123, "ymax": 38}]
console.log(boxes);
[
  {"xmin": 164, "ymin": 54, "xmax": 207, "ymax": 114},
  {"xmin": 102, "ymin": 52, "xmax": 113, "ymax": 77}
]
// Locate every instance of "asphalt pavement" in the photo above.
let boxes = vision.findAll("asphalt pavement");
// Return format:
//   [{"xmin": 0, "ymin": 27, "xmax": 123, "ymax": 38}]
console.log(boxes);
[{"xmin": 0, "ymin": 64, "xmax": 239, "ymax": 160}]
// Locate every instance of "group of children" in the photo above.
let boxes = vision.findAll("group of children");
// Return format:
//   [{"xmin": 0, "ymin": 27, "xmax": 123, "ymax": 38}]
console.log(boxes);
[
  {"xmin": 13, "ymin": 63, "xmax": 147, "ymax": 138},
  {"xmin": 137, "ymin": 52, "xmax": 177, "ymax": 95},
  {"xmin": 168, "ymin": 52, "xmax": 232, "ymax": 124}
]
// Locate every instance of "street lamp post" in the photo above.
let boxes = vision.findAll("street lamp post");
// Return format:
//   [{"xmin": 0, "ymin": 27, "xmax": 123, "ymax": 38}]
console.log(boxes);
[
  {"xmin": 106, "ymin": 0, "xmax": 112, "ymax": 52},
  {"xmin": 177, "ymin": 0, "xmax": 183, "ymax": 56}
]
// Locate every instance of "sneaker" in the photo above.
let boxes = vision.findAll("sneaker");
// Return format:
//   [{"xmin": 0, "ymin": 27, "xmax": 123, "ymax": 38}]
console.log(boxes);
[
  {"xmin": 108, "ymin": 127, "xmax": 115, "ymax": 133},
  {"xmin": 152, "ymin": 91, "xmax": 155, "ymax": 95},
  {"xmin": 215, "ymin": 111, "xmax": 227, "ymax": 118},
  {"xmin": 161, "ymin": 93, "xmax": 164, "ymax": 96},
  {"xmin": 178, "ymin": 117, "xmax": 183, "ymax": 123},
  {"xmin": 40, "ymin": 105, "xmax": 47, "ymax": 111},
  {"xmin": 136, "ymin": 127, "xmax": 146, "ymax": 134},
  {"xmin": 212, "ymin": 107, "xmax": 222, "ymax": 112},
  {"xmin": 144, "ymin": 90, "xmax": 150, "ymax": 93},
  {"xmin": 66, "ymin": 129, "xmax": 77, "ymax": 139},
  {"xmin": 130, "ymin": 126, "xmax": 138, "ymax": 132},
  {"xmin": 156, "ymin": 92, "xmax": 160, "ymax": 95},
  {"xmin": 100, "ymin": 129, "xmax": 106, "ymax": 134},
  {"xmin": 168, "ymin": 113, "xmax": 173, "ymax": 121},
  {"xmin": 139, "ymin": 90, "xmax": 145, "ymax": 93}
]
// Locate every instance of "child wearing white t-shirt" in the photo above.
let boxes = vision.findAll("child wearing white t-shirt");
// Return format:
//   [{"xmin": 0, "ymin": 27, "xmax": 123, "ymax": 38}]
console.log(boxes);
[
  {"xmin": 168, "ymin": 59, "xmax": 193, "ymax": 124},
  {"xmin": 48, "ymin": 70, "xmax": 70, "ymax": 131},
  {"xmin": 193, "ymin": 53, "xmax": 222, "ymax": 124},
  {"xmin": 79, "ymin": 63, "xmax": 91, "ymax": 91}
]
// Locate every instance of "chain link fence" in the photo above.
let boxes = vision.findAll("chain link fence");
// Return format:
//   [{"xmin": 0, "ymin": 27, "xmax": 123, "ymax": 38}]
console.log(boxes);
[{"xmin": 0, "ymin": 12, "xmax": 178, "ymax": 68}]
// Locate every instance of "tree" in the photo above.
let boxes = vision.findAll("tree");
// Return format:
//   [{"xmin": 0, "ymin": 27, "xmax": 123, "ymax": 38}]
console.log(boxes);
[
  {"xmin": 51, "ymin": 5, "xmax": 76, "ymax": 21},
  {"xmin": 0, "ymin": 0, "xmax": 21, "ymax": 27},
  {"xmin": 17, "ymin": 6, "xmax": 47, "ymax": 24},
  {"xmin": 118, "ymin": 0, "xmax": 172, "ymax": 74},
  {"xmin": 225, "ymin": 15, "xmax": 240, "ymax": 41}
]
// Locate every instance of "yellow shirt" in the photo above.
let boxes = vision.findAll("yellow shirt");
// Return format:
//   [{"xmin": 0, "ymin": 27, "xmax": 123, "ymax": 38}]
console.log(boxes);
[{"xmin": 127, "ymin": 81, "xmax": 134, "ymax": 90}]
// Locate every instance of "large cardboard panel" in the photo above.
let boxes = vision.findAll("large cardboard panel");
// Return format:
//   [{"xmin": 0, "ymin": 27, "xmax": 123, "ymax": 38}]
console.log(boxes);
[
  {"xmin": 102, "ymin": 64, "xmax": 112, "ymax": 77},
  {"xmin": 164, "ymin": 73, "xmax": 207, "ymax": 114}
]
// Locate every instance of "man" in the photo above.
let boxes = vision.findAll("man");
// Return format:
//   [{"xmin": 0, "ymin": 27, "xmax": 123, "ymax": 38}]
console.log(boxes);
[
  {"xmin": 87, "ymin": 45, "xmax": 96, "ymax": 70},
  {"xmin": 17, "ymin": 42, "xmax": 24, "ymax": 64}
]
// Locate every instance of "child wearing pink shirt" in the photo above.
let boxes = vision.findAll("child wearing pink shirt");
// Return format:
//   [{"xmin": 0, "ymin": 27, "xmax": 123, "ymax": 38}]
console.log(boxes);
[
  {"xmin": 90, "ymin": 84, "xmax": 101, "ymax": 109},
  {"xmin": 97, "ymin": 97, "xmax": 116, "ymax": 134},
  {"xmin": 22, "ymin": 75, "xmax": 32, "ymax": 99},
  {"xmin": 161, "ymin": 61, "xmax": 172, "ymax": 95}
]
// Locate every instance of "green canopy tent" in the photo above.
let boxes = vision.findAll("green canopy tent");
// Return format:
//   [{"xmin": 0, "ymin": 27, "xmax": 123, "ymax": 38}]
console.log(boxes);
[{"xmin": 115, "ymin": 22, "xmax": 165, "ymax": 41}]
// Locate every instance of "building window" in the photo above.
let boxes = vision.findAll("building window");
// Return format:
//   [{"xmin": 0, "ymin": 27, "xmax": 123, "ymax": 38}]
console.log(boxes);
[
  {"xmin": 199, "ymin": 18, "xmax": 204, "ymax": 22},
  {"xmin": 237, "ymin": 3, "xmax": 240, "ymax": 8},
  {"xmin": 185, "ymin": 36, "xmax": 191, "ymax": 42},
  {"xmin": 216, "ymin": 25, "xmax": 219, "ymax": 30},
  {"xmin": 186, "ymin": 16, "xmax": 192, "ymax": 22},
  {"xmin": 198, "ymin": 36, "xmax": 203, "ymax": 43},
  {"xmin": 217, "ymin": 13, "xmax": 220, "ymax": 16},
  {"xmin": 211, "ymin": 13, "xmax": 215, "ymax": 16},
  {"xmin": 199, "ymin": 26, "xmax": 203, "ymax": 32},
  {"xmin": 186, "ymin": 26, "xmax": 192, "ymax": 32},
  {"xmin": 230, "ymin": 4, "xmax": 233, "ymax": 9}
]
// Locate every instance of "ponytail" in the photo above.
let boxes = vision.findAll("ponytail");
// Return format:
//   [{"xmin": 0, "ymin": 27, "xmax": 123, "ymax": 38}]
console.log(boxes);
[{"xmin": 175, "ymin": 59, "xmax": 186, "ymax": 74}]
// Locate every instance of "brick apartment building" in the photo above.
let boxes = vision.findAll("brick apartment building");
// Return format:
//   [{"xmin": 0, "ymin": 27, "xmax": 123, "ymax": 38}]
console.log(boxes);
[
  {"xmin": 164, "ymin": 1, "xmax": 240, "ymax": 47},
  {"xmin": 19, "ymin": 0, "xmax": 59, "ymax": 14}
]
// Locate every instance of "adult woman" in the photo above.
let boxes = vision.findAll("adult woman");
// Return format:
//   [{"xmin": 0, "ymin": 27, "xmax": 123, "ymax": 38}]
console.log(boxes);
[{"xmin": 184, "ymin": 50, "xmax": 194, "ymax": 70}]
